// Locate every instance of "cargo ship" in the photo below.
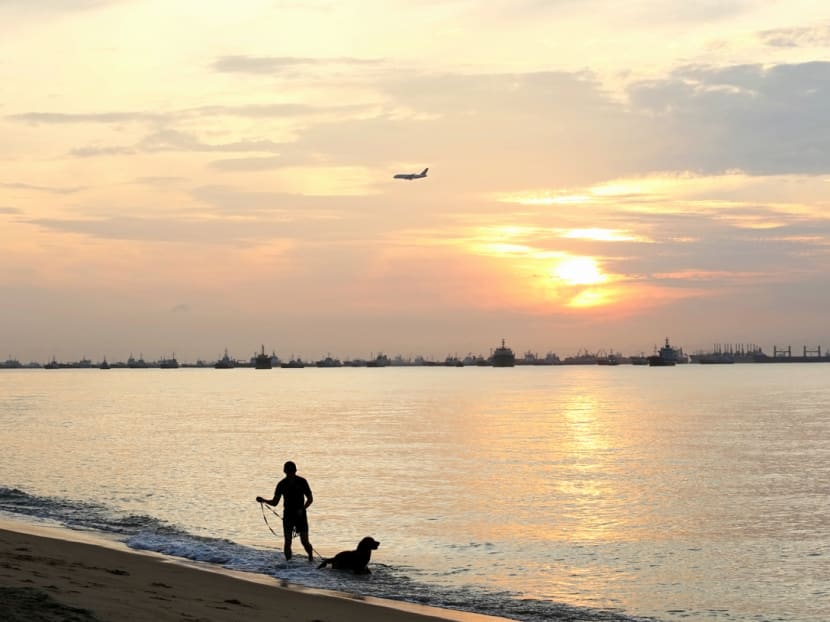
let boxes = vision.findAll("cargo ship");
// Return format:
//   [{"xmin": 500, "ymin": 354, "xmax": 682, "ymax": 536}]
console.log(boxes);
[
  {"xmin": 648, "ymin": 338, "xmax": 683, "ymax": 366},
  {"xmin": 254, "ymin": 345, "xmax": 272, "ymax": 370},
  {"xmin": 491, "ymin": 339, "xmax": 516, "ymax": 367}
]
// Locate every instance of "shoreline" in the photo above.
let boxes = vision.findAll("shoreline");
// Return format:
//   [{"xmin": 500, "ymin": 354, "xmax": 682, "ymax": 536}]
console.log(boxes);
[{"xmin": 0, "ymin": 518, "xmax": 509, "ymax": 622}]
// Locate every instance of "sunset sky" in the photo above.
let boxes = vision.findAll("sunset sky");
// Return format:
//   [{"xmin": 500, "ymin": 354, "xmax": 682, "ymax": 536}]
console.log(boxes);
[{"xmin": 2, "ymin": 0, "xmax": 830, "ymax": 363}]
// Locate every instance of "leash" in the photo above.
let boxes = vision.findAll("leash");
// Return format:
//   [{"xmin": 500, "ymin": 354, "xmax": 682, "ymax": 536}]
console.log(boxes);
[
  {"xmin": 259, "ymin": 501, "xmax": 287, "ymax": 538},
  {"xmin": 258, "ymin": 502, "xmax": 325, "ymax": 561}
]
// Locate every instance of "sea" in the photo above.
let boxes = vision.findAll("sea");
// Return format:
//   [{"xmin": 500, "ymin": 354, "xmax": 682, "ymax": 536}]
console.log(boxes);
[{"xmin": 1, "ymin": 365, "xmax": 828, "ymax": 622}]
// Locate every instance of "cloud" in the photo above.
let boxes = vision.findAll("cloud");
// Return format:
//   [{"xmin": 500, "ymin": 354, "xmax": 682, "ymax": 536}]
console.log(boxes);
[
  {"xmin": 9, "ymin": 59, "xmax": 830, "ymax": 200},
  {"xmin": 632, "ymin": 0, "xmax": 755, "ymax": 23},
  {"xmin": 0, "ymin": 206, "xmax": 21, "ymax": 214},
  {"xmin": 211, "ymin": 55, "xmax": 381, "ymax": 75},
  {"xmin": 0, "ymin": 0, "xmax": 124, "ymax": 8},
  {"xmin": 187, "ymin": 103, "xmax": 341, "ymax": 118},
  {"xmin": 450, "ymin": 0, "xmax": 758, "ymax": 29},
  {"xmin": 272, "ymin": 0, "xmax": 333, "ymax": 9},
  {"xmin": 8, "ymin": 103, "xmax": 364, "ymax": 127},
  {"xmin": 71, "ymin": 145, "xmax": 137, "ymax": 157},
  {"xmin": 275, "ymin": 62, "xmax": 830, "ymax": 184},
  {"xmin": 69, "ymin": 129, "xmax": 286, "ymax": 158},
  {"xmin": 627, "ymin": 62, "xmax": 830, "ymax": 175},
  {"xmin": 132, "ymin": 176, "xmax": 187, "ymax": 186},
  {"xmin": 0, "ymin": 181, "xmax": 84, "ymax": 194},
  {"xmin": 759, "ymin": 24, "xmax": 830, "ymax": 48},
  {"xmin": 9, "ymin": 111, "xmax": 164, "ymax": 125},
  {"xmin": 138, "ymin": 129, "xmax": 284, "ymax": 154},
  {"xmin": 23, "ymin": 215, "xmax": 275, "ymax": 244},
  {"xmin": 208, "ymin": 156, "xmax": 284, "ymax": 172},
  {"xmin": 9, "ymin": 103, "xmax": 368, "ymax": 160}
]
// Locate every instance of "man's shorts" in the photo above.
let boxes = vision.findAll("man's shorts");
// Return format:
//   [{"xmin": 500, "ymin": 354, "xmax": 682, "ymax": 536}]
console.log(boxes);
[{"xmin": 283, "ymin": 508, "xmax": 308, "ymax": 538}]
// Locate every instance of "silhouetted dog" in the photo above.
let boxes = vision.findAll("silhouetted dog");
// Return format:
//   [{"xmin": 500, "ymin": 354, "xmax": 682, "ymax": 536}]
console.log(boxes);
[{"xmin": 317, "ymin": 537, "xmax": 380, "ymax": 574}]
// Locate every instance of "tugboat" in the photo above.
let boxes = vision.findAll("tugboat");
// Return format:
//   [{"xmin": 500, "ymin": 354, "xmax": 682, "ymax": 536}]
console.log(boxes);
[
  {"xmin": 491, "ymin": 339, "xmax": 516, "ymax": 367},
  {"xmin": 648, "ymin": 338, "xmax": 681, "ymax": 367},
  {"xmin": 254, "ymin": 345, "xmax": 272, "ymax": 370}
]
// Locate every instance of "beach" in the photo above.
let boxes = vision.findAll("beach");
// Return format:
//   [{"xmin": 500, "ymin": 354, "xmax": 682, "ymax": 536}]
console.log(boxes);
[{"xmin": 0, "ymin": 523, "xmax": 491, "ymax": 622}]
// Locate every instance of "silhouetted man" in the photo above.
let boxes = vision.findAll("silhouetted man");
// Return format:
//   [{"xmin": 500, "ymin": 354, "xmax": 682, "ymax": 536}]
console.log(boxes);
[{"xmin": 256, "ymin": 461, "xmax": 314, "ymax": 561}]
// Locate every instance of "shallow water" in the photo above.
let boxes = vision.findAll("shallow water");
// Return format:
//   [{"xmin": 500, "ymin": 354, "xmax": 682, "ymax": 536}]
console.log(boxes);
[{"xmin": 1, "ymin": 366, "xmax": 828, "ymax": 621}]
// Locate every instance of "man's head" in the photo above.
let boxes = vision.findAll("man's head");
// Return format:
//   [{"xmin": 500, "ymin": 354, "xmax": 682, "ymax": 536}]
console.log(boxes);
[{"xmin": 283, "ymin": 461, "xmax": 297, "ymax": 475}]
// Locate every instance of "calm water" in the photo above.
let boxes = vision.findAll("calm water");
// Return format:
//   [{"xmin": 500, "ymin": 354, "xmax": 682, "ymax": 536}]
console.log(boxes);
[{"xmin": 1, "ymin": 366, "xmax": 828, "ymax": 621}]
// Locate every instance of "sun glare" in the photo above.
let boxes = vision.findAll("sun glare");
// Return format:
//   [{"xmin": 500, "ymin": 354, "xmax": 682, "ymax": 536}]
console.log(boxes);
[
  {"xmin": 567, "ymin": 289, "xmax": 611, "ymax": 308},
  {"xmin": 554, "ymin": 257, "xmax": 607, "ymax": 286},
  {"xmin": 561, "ymin": 228, "xmax": 645, "ymax": 242}
]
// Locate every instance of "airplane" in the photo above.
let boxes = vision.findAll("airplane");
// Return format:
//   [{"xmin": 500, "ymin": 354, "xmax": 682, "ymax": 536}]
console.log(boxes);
[{"xmin": 394, "ymin": 167, "xmax": 428, "ymax": 180}]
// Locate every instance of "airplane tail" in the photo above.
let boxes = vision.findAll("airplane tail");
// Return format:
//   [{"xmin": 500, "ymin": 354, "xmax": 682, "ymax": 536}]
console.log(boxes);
[{"xmin": 421, "ymin": 168, "xmax": 428, "ymax": 176}]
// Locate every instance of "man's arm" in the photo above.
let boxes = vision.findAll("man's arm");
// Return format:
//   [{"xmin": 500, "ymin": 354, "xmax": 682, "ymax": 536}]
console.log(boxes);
[
  {"xmin": 256, "ymin": 484, "xmax": 282, "ymax": 506},
  {"xmin": 304, "ymin": 481, "xmax": 313, "ymax": 509}
]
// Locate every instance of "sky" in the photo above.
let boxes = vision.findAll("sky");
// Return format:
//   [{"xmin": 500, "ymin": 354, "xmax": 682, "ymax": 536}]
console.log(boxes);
[{"xmin": 2, "ymin": 0, "xmax": 830, "ymax": 363}]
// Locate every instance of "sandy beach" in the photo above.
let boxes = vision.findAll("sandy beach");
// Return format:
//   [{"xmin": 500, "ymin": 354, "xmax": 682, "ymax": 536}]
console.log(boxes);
[{"xmin": 0, "ymin": 522, "xmax": 499, "ymax": 622}]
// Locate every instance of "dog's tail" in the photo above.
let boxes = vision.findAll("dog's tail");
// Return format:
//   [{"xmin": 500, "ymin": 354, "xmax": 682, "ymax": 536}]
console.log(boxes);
[{"xmin": 317, "ymin": 558, "xmax": 332, "ymax": 569}]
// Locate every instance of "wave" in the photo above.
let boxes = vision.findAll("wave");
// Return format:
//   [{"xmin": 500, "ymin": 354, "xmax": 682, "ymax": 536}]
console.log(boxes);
[{"xmin": 0, "ymin": 487, "xmax": 654, "ymax": 622}]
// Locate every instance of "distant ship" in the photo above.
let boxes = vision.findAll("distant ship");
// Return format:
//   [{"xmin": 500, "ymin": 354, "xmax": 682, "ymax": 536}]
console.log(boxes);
[
  {"xmin": 562, "ymin": 349, "xmax": 598, "ymax": 365},
  {"xmin": 596, "ymin": 349, "xmax": 621, "ymax": 366},
  {"xmin": 159, "ymin": 356, "xmax": 179, "ymax": 369},
  {"xmin": 515, "ymin": 351, "xmax": 560, "ymax": 366},
  {"xmin": 696, "ymin": 352, "xmax": 735, "ymax": 364},
  {"xmin": 281, "ymin": 356, "xmax": 305, "ymax": 368},
  {"xmin": 463, "ymin": 354, "xmax": 489, "ymax": 366},
  {"xmin": 491, "ymin": 339, "xmax": 516, "ymax": 367},
  {"xmin": 690, "ymin": 344, "xmax": 765, "ymax": 364},
  {"xmin": 214, "ymin": 349, "xmax": 235, "ymax": 369},
  {"xmin": 127, "ymin": 354, "xmax": 148, "ymax": 369},
  {"xmin": 366, "ymin": 353, "xmax": 390, "ymax": 367},
  {"xmin": 648, "ymin": 338, "xmax": 682, "ymax": 367},
  {"xmin": 315, "ymin": 355, "xmax": 342, "ymax": 368},
  {"xmin": 254, "ymin": 345, "xmax": 272, "ymax": 370},
  {"xmin": 630, "ymin": 354, "xmax": 649, "ymax": 366}
]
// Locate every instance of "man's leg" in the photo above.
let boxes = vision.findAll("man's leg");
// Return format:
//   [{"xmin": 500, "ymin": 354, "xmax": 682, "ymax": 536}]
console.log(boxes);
[
  {"xmin": 283, "ymin": 523, "xmax": 293, "ymax": 560},
  {"xmin": 299, "ymin": 531, "xmax": 313, "ymax": 562}
]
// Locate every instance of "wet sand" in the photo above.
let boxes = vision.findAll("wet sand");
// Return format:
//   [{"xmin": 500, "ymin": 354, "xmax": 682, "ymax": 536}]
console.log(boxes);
[{"xmin": 0, "ymin": 522, "xmax": 502, "ymax": 622}]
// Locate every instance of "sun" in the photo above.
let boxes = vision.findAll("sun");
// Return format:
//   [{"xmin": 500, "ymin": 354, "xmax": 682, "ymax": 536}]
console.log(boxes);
[{"xmin": 553, "ymin": 257, "xmax": 607, "ymax": 286}]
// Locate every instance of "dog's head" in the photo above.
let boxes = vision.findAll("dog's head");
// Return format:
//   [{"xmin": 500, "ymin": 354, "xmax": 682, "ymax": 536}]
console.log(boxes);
[{"xmin": 358, "ymin": 536, "xmax": 380, "ymax": 551}]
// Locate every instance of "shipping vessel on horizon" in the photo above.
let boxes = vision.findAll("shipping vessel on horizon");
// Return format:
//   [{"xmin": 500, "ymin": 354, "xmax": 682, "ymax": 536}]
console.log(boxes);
[
  {"xmin": 254, "ymin": 345, "xmax": 272, "ymax": 370},
  {"xmin": 648, "ymin": 338, "xmax": 686, "ymax": 366},
  {"xmin": 491, "ymin": 339, "xmax": 516, "ymax": 367}
]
